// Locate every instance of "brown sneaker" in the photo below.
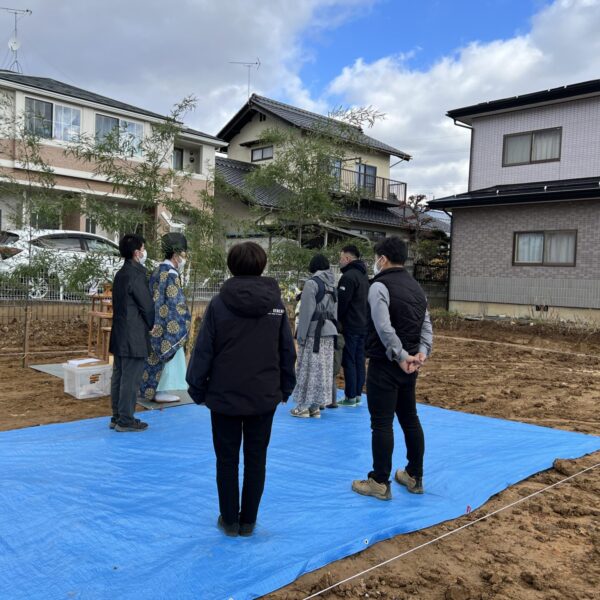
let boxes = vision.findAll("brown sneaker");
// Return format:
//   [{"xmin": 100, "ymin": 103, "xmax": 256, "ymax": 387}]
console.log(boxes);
[
  {"xmin": 351, "ymin": 477, "xmax": 392, "ymax": 501},
  {"xmin": 394, "ymin": 469, "xmax": 424, "ymax": 494}
]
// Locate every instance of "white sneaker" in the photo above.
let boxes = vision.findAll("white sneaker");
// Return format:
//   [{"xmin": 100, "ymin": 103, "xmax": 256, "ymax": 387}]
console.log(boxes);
[{"xmin": 154, "ymin": 393, "xmax": 180, "ymax": 403}]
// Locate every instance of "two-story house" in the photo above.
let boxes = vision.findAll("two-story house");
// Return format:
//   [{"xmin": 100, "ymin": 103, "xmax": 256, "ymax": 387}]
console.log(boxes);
[
  {"xmin": 429, "ymin": 79, "xmax": 600, "ymax": 322},
  {"xmin": 214, "ymin": 94, "xmax": 435, "ymax": 249},
  {"xmin": 0, "ymin": 71, "xmax": 225, "ymax": 239}
]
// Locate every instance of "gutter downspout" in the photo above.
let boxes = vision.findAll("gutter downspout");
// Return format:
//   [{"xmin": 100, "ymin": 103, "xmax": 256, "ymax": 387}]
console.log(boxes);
[
  {"xmin": 453, "ymin": 119, "xmax": 474, "ymax": 191},
  {"xmin": 444, "ymin": 208, "xmax": 453, "ymax": 312}
]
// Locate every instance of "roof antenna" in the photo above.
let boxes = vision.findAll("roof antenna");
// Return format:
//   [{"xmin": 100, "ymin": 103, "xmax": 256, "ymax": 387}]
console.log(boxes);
[
  {"xmin": 0, "ymin": 6, "xmax": 32, "ymax": 74},
  {"xmin": 229, "ymin": 58, "xmax": 260, "ymax": 99}
]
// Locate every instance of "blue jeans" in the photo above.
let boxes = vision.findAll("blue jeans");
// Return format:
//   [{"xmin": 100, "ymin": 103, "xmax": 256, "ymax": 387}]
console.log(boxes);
[{"xmin": 342, "ymin": 332, "xmax": 366, "ymax": 399}]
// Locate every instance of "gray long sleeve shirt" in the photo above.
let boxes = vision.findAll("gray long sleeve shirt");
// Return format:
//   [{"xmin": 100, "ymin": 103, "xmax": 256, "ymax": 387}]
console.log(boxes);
[{"xmin": 368, "ymin": 281, "xmax": 433, "ymax": 363}]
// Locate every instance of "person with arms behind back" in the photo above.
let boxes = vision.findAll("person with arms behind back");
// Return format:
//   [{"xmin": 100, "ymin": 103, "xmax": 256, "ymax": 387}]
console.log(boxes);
[
  {"xmin": 352, "ymin": 236, "xmax": 432, "ymax": 500},
  {"xmin": 186, "ymin": 242, "xmax": 296, "ymax": 537},
  {"xmin": 109, "ymin": 233, "xmax": 155, "ymax": 432}
]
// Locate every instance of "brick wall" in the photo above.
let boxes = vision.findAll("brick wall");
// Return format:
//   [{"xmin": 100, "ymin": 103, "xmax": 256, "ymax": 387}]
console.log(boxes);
[{"xmin": 450, "ymin": 199, "xmax": 600, "ymax": 309}]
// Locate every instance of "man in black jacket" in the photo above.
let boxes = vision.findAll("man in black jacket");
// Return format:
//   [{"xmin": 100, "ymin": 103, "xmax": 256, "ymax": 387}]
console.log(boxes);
[
  {"xmin": 187, "ymin": 242, "xmax": 296, "ymax": 537},
  {"xmin": 352, "ymin": 237, "xmax": 433, "ymax": 500},
  {"xmin": 109, "ymin": 234, "xmax": 155, "ymax": 432},
  {"xmin": 337, "ymin": 245, "xmax": 369, "ymax": 406}
]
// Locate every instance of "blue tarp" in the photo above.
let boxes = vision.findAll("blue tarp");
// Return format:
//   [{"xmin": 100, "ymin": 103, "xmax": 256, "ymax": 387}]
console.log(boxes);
[{"xmin": 1, "ymin": 399, "xmax": 598, "ymax": 600}]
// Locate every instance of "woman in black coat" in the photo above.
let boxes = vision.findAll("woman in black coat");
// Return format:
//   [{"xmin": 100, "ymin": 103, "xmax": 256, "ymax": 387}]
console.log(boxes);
[{"xmin": 186, "ymin": 242, "xmax": 296, "ymax": 537}]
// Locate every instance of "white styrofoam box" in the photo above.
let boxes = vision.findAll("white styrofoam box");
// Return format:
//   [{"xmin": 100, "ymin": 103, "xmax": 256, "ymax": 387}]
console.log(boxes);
[{"xmin": 62, "ymin": 362, "xmax": 112, "ymax": 400}]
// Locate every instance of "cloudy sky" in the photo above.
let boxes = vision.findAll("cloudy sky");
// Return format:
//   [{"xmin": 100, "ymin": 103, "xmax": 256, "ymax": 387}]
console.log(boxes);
[{"xmin": 4, "ymin": 0, "xmax": 600, "ymax": 198}]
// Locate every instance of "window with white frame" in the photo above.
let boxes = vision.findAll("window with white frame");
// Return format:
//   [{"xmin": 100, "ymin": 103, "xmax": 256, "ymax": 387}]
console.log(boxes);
[
  {"xmin": 513, "ymin": 230, "xmax": 576, "ymax": 266},
  {"xmin": 503, "ymin": 127, "xmax": 562, "ymax": 166},
  {"xmin": 54, "ymin": 104, "xmax": 81, "ymax": 141},
  {"xmin": 24, "ymin": 97, "xmax": 82, "ymax": 142},
  {"xmin": 95, "ymin": 114, "xmax": 144, "ymax": 156},
  {"xmin": 251, "ymin": 145, "xmax": 273, "ymax": 161}
]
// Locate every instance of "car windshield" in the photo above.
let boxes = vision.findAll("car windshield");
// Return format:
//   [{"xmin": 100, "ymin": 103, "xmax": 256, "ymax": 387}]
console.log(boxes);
[
  {"xmin": 0, "ymin": 232, "xmax": 19, "ymax": 245},
  {"xmin": 34, "ymin": 236, "xmax": 83, "ymax": 251}
]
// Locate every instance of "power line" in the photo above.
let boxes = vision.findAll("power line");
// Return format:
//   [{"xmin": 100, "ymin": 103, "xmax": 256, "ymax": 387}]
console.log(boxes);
[{"xmin": 303, "ymin": 462, "xmax": 600, "ymax": 599}]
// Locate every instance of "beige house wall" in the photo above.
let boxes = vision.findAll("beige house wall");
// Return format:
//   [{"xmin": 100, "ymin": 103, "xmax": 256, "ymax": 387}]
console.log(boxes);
[{"xmin": 227, "ymin": 112, "xmax": 391, "ymax": 179}]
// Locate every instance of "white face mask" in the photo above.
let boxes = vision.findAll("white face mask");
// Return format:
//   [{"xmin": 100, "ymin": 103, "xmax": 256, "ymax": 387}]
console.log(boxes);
[
  {"xmin": 177, "ymin": 257, "xmax": 187, "ymax": 272},
  {"xmin": 138, "ymin": 248, "xmax": 147, "ymax": 266},
  {"xmin": 373, "ymin": 256, "xmax": 383, "ymax": 276}
]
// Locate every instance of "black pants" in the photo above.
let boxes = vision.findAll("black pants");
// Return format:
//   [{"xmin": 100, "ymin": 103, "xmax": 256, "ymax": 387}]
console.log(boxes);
[
  {"xmin": 366, "ymin": 359, "xmax": 425, "ymax": 483},
  {"xmin": 111, "ymin": 355, "xmax": 145, "ymax": 426},
  {"xmin": 210, "ymin": 410, "xmax": 275, "ymax": 526},
  {"xmin": 342, "ymin": 332, "xmax": 366, "ymax": 399}
]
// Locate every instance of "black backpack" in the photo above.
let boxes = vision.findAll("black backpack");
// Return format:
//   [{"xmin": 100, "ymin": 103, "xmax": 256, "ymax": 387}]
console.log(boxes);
[
  {"xmin": 311, "ymin": 276, "xmax": 337, "ymax": 305},
  {"xmin": 310, "ymin": 276, "xmax": 338, "ymax": 352}
]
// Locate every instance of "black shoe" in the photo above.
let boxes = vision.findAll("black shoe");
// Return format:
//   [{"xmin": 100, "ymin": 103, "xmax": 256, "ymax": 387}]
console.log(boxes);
[
  {"xmin": 239, "ymin": 522, "xmax": 255, "ymax": 537},
  {"xmin": 217, "ymin": 515, "xmax": 239, "ymax": 537},
  {"xmin": 109, "ymin": 417, "xmax": 118, "ymax": 430},
  {"xmin": 328, "ymin": 401, "xmax": 339, "ymax": 408},
  {"xmin": 114, "ymin": 420, "xmax": 149, "ymax": 432}
]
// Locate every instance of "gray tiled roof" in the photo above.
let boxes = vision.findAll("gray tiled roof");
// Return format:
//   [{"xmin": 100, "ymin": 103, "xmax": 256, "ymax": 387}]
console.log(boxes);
[
  {"xmin": 0, "ymin": 71, "xmax": 225, "ymax": 143},
  {"xmin": 216, "ymin": 157, "xmax": 419, "ymax": 229},
  {"xmin": 215, "ymin": 156, "xmax": 290, "ymax": 207},
  {"xmin": 218, "ymin": 94, "xmax": 411, "ymax": 160},
  {"xmin": 388, "ymin": 207, "xmax": 451, "ymax": 234}
]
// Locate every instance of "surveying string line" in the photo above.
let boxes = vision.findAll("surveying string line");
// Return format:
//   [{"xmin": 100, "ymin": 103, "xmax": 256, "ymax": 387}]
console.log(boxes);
[{"xmin": 303, "ymin": 462, "xmax": 600, "ymax": 600}]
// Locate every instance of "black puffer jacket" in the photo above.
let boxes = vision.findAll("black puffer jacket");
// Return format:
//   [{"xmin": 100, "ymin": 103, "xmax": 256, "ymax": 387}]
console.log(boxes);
[
  {"xmin": 186, "ymin": 276, "xmax": 297, "ymax": 416},
  {"xmin": 337, "ymin": 260, "xmax": 369, "ymax": 334}
]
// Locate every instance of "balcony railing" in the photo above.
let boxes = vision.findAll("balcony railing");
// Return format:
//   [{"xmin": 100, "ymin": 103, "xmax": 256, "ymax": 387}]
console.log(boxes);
[{"xmin": 332, "ymin": 167, "xmax": 406, "ymax": 204}]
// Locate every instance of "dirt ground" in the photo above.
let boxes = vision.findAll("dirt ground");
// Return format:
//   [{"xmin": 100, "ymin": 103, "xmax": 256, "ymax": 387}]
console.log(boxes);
[{"xmin": 0, "ymin": 318, "xmax": 598, "ymax": 599}]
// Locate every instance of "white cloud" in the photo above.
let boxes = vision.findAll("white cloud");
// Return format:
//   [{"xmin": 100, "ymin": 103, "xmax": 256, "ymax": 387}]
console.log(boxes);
[
  {"xmin": 326, "ymin": 0, "xmax": 600, "ymax": 198},
  {"xmin": 8, "ymin": 0, "xmax": 374, "ymax": 135}
]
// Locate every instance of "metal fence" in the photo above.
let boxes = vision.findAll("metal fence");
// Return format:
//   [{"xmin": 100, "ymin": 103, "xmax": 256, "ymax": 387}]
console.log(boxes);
[{"xmin": 0, "ymin": 268, "xmax": 325, "ymax": 324}]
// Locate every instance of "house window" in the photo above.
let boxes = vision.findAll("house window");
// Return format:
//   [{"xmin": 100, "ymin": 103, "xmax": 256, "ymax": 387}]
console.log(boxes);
[
  {"xmin": 259, "ymin": 113, "xmax": 267, "ymax": 122},
  {"xmin": 503, "ymin": 127, "xmax": 562, "ymax": 166},
  {"xmin": 356, "ymin": 163, "xmax": 377, "ymax": 193},
  {"xmin": 54, "ymin": 104, "xmax": 81, "ymax": 141},
  {"xmin": 95, "ymin": 114, "xmax": 144, "ymax": 156},
  {"xmin": 85, "ymin": 218, "xmax": 97, "ymax": 234},
  {"xmin": 513, "ymin": 230, "xmax": 576, "ymax": 266},
  {"xmin": 173, "ymin": 147, "xmax": 184, "ymax": 171},
  {"xmin": 251, "ymin": 146, "xmax": 273, "ymax": 161},
  {"xmin": 120, "ymin": 119, "xmax": 144, "ymax": 156},
  {"xmin": 25, "ymin": 97, "xmax": 81, "ymax": 142},
  {"xmin": 24, "ymin": 98, "xmax": 53, "ymax": 139},
  {"xmin": 331, "ymin": 159, "xmax": 342, "ymax": 189}
]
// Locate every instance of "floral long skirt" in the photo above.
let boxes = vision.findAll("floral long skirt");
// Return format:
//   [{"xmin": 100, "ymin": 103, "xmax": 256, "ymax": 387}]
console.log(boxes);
[{"xmin": 293, "ymin": 336, "xmax": 335, "ymax": 410}]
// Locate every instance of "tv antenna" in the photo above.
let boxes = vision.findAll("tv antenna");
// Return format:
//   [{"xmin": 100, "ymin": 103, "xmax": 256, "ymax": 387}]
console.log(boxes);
[
  {"xmin": 229, "ymin": 58, "xmax": 260, "ymax": 98},
  {"xmin": 0, "ymin": 6, "xmax": 32, "ymax": 73}
]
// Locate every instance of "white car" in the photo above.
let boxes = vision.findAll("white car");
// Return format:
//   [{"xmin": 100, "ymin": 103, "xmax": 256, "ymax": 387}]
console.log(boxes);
[{"xmin": 0, "ymin": 229, "xmax": 123, "ymax": 299}]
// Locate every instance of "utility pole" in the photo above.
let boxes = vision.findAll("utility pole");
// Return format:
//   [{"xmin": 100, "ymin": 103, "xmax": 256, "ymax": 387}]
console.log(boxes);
[{"xmin": 0, "ymin": 6, "xmax": 32, "ymax": 73}]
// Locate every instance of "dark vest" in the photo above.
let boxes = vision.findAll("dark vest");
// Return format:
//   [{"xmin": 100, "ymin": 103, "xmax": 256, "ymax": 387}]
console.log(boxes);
[{"xmin": 366, "ymin": 267, "xmax": 427, "ymax": 360}]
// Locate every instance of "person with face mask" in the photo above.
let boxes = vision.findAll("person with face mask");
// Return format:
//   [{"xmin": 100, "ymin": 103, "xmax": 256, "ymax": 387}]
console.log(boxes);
[
  {"xmin": 336, "ymin": 244, "xmax": 369, "ymax": 407},
  {"xmin": 352, "ymin": 236, "xmax": 433, "ymax": 499},
  {"xmin": 139, "ymin": 232, "xmax": 192, "ymax": 403},
  {"xmin": 109, "ymin": 234, "xmax": 155, "ymax": 432}
]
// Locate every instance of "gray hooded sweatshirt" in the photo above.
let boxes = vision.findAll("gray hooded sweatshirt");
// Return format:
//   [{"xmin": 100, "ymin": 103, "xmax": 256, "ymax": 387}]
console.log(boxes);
[{"xmin": 296, "ymin": 269, "xmax": 338, "ymax": 347}]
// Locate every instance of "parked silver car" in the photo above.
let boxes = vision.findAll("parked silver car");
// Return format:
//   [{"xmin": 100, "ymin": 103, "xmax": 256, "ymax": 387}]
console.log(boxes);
[{"xmin": 0, "ymin": 229, "xmax": 123, "ymax": 299}]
